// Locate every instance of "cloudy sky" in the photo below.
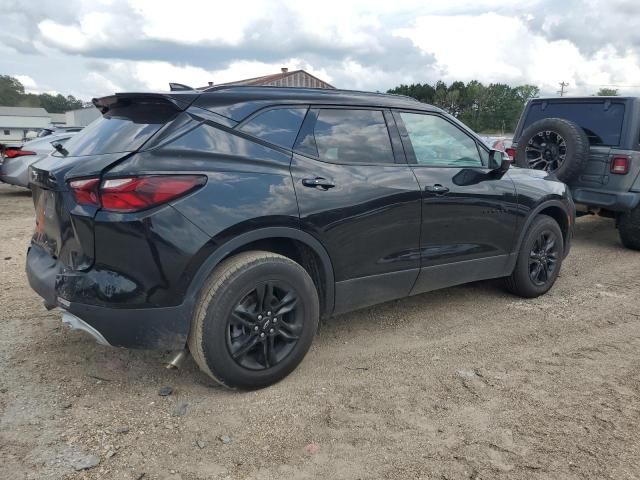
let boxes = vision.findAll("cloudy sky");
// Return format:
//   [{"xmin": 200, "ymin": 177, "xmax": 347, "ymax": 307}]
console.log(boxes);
[{"xmin": 2, "ymin": 0, "xmax": 640, "ymax": 100}]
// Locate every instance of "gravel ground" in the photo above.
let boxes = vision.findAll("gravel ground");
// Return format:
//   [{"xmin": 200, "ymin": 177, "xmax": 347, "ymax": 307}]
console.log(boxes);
[{"xmin": 1, "ymin": 181, "xmax": 640, "ymax": 480}]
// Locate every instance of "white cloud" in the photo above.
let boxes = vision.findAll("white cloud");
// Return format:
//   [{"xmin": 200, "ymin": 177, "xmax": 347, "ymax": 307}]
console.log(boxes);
[
  {"xmin": 1, "ymin": 0, "xmax": 640, "ymax": 99},
  {"xmin": 395, "ymin": 12, "xmax": 640, "ymax": 96},
  {"xmin": 14, "ymin": 74, "xmax": 38, "ymax": 91}
]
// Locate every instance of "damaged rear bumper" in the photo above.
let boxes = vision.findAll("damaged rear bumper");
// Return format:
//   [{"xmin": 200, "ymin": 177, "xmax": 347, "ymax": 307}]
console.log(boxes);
[{"xmin": 26, "ymin": 244, "xmax": 189, "ymax": 350}]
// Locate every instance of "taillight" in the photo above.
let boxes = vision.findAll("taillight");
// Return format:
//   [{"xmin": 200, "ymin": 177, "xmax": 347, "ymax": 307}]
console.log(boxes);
[
  {"xmin": 505, "ymin": 147, "xmax": 516, "ymax": 161},
  {"xmin": 610, "ymin": 155, "xmax": 630, "ymax": 175},
  {"xmin": 69, "ymin": 178, "xmax": 100, "ymax": 207},
  {"xmin": 5, "ymin": 149, "xmax": 36, "ymax": 158},
  {"xmin": 68, "ymin": 175, "xmax": 206, "ymax": 212}
]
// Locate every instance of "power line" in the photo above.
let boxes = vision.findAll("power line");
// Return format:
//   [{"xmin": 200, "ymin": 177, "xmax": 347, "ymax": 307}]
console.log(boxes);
[{"xmin": 558, "ymin": 81, "xmax": 569, "ymax": 97}]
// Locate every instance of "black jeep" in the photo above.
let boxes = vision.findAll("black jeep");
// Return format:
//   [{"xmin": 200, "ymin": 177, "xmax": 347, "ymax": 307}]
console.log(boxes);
[
  {"xmin": 26, "ymin": 86, "xmax": 574, "ymax": 389},
  {"xmin": 509, "ymin": 96, "xmax": 640, "ymax": 249}
]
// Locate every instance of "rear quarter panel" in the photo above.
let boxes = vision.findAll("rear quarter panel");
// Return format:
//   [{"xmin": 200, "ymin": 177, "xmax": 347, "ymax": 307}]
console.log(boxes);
[{"xmin": 106, "ymin": 121, "xmax": 300, "ymax": 295}]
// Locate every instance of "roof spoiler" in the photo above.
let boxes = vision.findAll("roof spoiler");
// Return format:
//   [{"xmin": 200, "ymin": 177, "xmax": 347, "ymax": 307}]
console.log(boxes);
[
  {"xmin": 91, "ymin": 92, "xmax": 200, "ymax": 114},
  {"xmin": 169, "ymin": 82, "xmax": 195, "ymax": 92}
]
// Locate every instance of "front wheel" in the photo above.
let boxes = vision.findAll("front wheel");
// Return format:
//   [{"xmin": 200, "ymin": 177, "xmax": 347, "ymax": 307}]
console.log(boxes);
[
  {"xmin": 619, "ymin": 207, "xmax": 640, "ymax": 250},
  {"xmin": 505, "ymin": 215, "xmax": 564, "ymax": 298},
  {"xmin": 188, "ymin": 251, "xmax": 319, "ymax": 390}
]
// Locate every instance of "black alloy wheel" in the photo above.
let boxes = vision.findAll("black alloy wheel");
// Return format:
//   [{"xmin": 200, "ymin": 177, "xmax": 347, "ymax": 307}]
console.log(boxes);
[
  {"xmin": 227, "ymin": 281, "xmax": 303, "ymax": 370},
  {"xmin": 528, "ymin": 230, "xmax": 560, "ymax": 286},
  {"xmin": 525, "ymin": 130, "xmax": 567, "ymax": 173},
  {"xmin": 505, "ymin": 215, "xmax": 564, "ymax": 298},
  {"xmin": 188, "ymin": 251, "xmax": 319, "ymax": 390}
]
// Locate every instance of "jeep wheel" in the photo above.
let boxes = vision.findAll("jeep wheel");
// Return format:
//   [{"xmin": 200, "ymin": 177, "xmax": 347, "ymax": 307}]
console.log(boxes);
[
  {"xmin": 505, "ymin": 215, "xmax": 564, "ymax": 298},
  {"xmin": 188, "ymin": 251, "xmax": 319, "ymax": 390},
  {"xmin": 619, "ymin": 207, "xmax": 640, "ymax": 250},
  {"xmin": 515, "ymin": 118, "xmax": 589, "ymax": 183}
]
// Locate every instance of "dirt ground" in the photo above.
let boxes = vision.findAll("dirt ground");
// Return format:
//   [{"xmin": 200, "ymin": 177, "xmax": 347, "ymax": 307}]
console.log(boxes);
[{"xmin": 1, "ymin": 182, "xmax": 640, "ymax": 480}]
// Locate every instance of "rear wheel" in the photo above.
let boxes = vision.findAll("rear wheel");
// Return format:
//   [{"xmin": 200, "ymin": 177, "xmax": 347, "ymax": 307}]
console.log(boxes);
[
  {"xmin": 188, "ymin": 251, "xmax": 319, "ymax": 390},
  {"xmin": 505, "ymin": 215, "xmax": 564, "ymax": 298},
  {"xmin": 619, "ymin": 207, "xmax": 640, "ymax": 250}
]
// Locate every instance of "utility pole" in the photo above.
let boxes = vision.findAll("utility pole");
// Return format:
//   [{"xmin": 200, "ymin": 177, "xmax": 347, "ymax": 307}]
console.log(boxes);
[{"xmin": 558, "ymin": 81, "xmax": 569, "ymax": 97}]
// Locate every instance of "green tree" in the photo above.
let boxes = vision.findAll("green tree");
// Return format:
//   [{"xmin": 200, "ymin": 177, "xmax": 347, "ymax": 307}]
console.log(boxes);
[
  {"xmin": 0, "ymin": 75, "xmax": 26, "ymax": 105},
  {"xmin": 38, "ymin": 93, "xmax": 84, "ymax": 113},
  {"xmin": 388, "ymin": 79, "xmax": 539, "ymax": 133},
  {"xmin": 596, "ymin": 88, "xmax": 618, "ymax": 96}
]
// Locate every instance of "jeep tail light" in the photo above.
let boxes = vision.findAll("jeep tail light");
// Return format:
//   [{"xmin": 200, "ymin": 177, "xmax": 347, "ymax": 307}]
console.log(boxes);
[
  {"xmin": 505, "ymin": 147, "xmax": 516, "ymax": 161},
  {"xmin": 68, "ymin": 175, "xmax": 207, "ymax": 212},
  {"xmin": 69, "ymin": 178, "xmax": 101, "ymax": 207},
  {"xmin": 610, "ymin": 155, "xmax": 630, "ymax": 175}
]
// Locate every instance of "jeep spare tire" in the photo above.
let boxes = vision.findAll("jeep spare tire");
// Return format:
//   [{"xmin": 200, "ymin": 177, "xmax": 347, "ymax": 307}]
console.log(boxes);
[{"xmin": 515, "ymin": 118, "xmax": 589, "ymax": 183}]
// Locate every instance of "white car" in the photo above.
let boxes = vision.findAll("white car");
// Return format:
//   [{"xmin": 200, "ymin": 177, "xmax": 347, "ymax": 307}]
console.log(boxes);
[{"xmin": 0, "ymin": 131, "xmax": 79, "ymax": 188}]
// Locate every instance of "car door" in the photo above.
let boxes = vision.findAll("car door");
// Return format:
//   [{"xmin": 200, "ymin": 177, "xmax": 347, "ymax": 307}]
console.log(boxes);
[
  {"xmin": 290, "ymin": 107, "xmax": 422, "ymax": 314},
  {"xmin": 392, "ymin": 110, "xmax": 519, "ymax": 294}
]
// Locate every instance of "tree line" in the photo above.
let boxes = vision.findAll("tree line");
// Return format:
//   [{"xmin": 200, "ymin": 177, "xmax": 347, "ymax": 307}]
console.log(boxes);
[
  {"xmin": 387, "ymin": 81, "xmax": 620, "ymax": 133},
  {"xmin": 387, "ymin": 81, "xmax": 540, "ymax": 133},
  {"xmin": 0, "ymin": 75, "xmax": 87, "ymax": 113}
]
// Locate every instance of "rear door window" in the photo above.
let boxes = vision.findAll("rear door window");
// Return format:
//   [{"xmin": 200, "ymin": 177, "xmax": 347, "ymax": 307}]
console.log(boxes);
[
  {"xmin": 312, "ymin": 109, "xmax": 394, "ymax": 164},
  {"xmin": 523, "ymin": 101, "xmax": 625, "ymax": 146},
  {"xmin": 239, "ymin": 107, "xmax": 307, "ymax": 149}
]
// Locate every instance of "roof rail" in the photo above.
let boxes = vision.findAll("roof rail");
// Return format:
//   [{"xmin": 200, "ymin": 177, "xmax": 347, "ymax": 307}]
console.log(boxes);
[{"xmin": 197, "ymin": 84, "xmax": 422, "ymax": 102}]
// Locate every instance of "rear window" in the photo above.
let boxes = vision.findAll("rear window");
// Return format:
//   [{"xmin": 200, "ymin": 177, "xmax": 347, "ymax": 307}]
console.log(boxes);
[
  {"xmin": 61, "ymin": 102, "xmax": 177, "ymax": 156},
  {"xmin": 522, "ymin": 101, "xmax": 625, "ymax": 146},
  {"xmin": 239, "ymin": 107, "xmax": 307, "ymax": 149}
]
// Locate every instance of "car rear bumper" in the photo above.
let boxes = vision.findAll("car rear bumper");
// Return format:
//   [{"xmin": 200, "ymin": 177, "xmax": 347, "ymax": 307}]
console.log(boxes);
[
  {"xmin": 572, "ymin": 188, "xmax": 640, "ymax": 212},
  {"xmin": 0, "ymin": 157, "xmax": 33, "ymax": 188},
  {"xmin": 26, "ymin": 244, "xmax": 190, "ymax": 350}
]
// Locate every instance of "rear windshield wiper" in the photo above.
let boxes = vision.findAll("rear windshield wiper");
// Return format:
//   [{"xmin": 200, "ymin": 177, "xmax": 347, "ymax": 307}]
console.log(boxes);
[{"xmin": 52, "ymin": 142, "xmax": 68, "ymax": 156}]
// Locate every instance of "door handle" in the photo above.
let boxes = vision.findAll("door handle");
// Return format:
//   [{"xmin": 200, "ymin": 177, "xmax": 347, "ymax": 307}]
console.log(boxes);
[
  {"xmin": 302, "ymin": 177, "xmax": 335, "ymax": 190},
  {"xmin": 424, "ymin": 184, "xmax": 450, "ymax": 195}
]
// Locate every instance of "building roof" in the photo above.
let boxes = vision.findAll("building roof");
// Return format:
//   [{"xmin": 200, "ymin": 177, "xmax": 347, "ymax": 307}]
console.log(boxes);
[
  {"xmin": 199, "ymin": 69, "xmax": 335, "ymax": 90},
  {"xmin": 0, "ymin": 106, "xmax": 50, "ymax": 117}
]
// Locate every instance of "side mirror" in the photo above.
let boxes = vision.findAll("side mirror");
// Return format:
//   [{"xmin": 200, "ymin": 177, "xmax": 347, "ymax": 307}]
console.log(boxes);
[{"xmin": 489, "ymin": 149, "xmax": 511, "ymax": 174}]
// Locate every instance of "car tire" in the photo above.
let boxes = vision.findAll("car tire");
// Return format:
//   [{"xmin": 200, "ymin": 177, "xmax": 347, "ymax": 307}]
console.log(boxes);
[
  {"xmin": 619, "ymin": 207, "xmax": 640, "ymax": 250},
  {"xmin": 505, "ymin": 215, "xmax": 564, "ymax": 298},
  {"xmin": 515, "ymin": 118, "xmax": 589, "ymax": 183},
  {"xmin": 188, "ymin": 250, "xmax": 319, "ymax": 390}
]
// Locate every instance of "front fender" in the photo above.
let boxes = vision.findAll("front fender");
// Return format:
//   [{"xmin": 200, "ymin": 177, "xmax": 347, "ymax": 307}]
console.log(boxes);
[{"xmin": 508, "ymin": 197, "xmax": 575, "ymax": 272}]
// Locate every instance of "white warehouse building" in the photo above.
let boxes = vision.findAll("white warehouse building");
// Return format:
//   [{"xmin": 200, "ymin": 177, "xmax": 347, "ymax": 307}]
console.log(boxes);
[
  {"xmin": 0, "ymin": 106, "xmax": 100, "ymax": 145},
  {"xmin": 0, "ymin": 107, "xmax": 51, "ymax": 144}
]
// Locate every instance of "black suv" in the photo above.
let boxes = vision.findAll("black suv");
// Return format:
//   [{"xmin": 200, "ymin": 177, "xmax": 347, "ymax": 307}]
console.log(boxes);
[
  {"xmin": 510, "ymin": 97, "xmax": 640, "ymax": 249},
  {"xmin": 26, "ymin": 87, "xmax": 574, "ymax": 389}
]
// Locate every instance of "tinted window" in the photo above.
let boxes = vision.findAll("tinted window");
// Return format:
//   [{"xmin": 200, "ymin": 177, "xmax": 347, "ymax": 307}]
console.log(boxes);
[
  {"xmin": 314, "ymin": 109, "xmax": 394, "ymax": 164},
  {"xmin": 62, "ymin": 103, "xmax": 177, "ymax": 156},
  {"xmin": 239, "ymin": 107, "xmax": 307, "ymax": 148},
  {"xmin": 523, "ymin": 101, "xmax": 625, "ymax": 146},
  {"xmin": 400, "ymin": 113, "xmax": 482, "ymax": 167}
]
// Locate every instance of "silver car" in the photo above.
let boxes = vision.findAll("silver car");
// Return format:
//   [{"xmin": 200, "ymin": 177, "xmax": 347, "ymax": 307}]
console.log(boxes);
[{"xmin": 0, "ymin": 132, "xmax": 78, "ymax": 188}]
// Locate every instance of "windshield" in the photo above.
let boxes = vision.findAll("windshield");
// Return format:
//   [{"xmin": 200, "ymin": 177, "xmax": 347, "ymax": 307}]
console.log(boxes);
[{"xmin": 522, "ymin": 101, "xmax": 626, "ymax": 147}]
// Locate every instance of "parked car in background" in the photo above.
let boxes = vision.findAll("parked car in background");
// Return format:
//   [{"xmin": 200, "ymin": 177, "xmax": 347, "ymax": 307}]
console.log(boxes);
[
  {"xmin": 26, "ymin": 87, "xmax": 574, "ymax": 389},
  {"xmin": 0, "ymin": 130, "xmax": 79, "ymax": 189},
  {"xmin": 510, "ymin": 96, "xmax": 640, "ymax": 250}
]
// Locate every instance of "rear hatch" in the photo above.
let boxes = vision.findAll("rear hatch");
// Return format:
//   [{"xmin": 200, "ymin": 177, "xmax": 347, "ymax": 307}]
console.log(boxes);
[
  {"xmin": 518, "ymin": 99, "xmax": 628, "ymax": 187},
  {"xmin": 29, "ymin": 92, "xmax": 197, "ymax": 270}
]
